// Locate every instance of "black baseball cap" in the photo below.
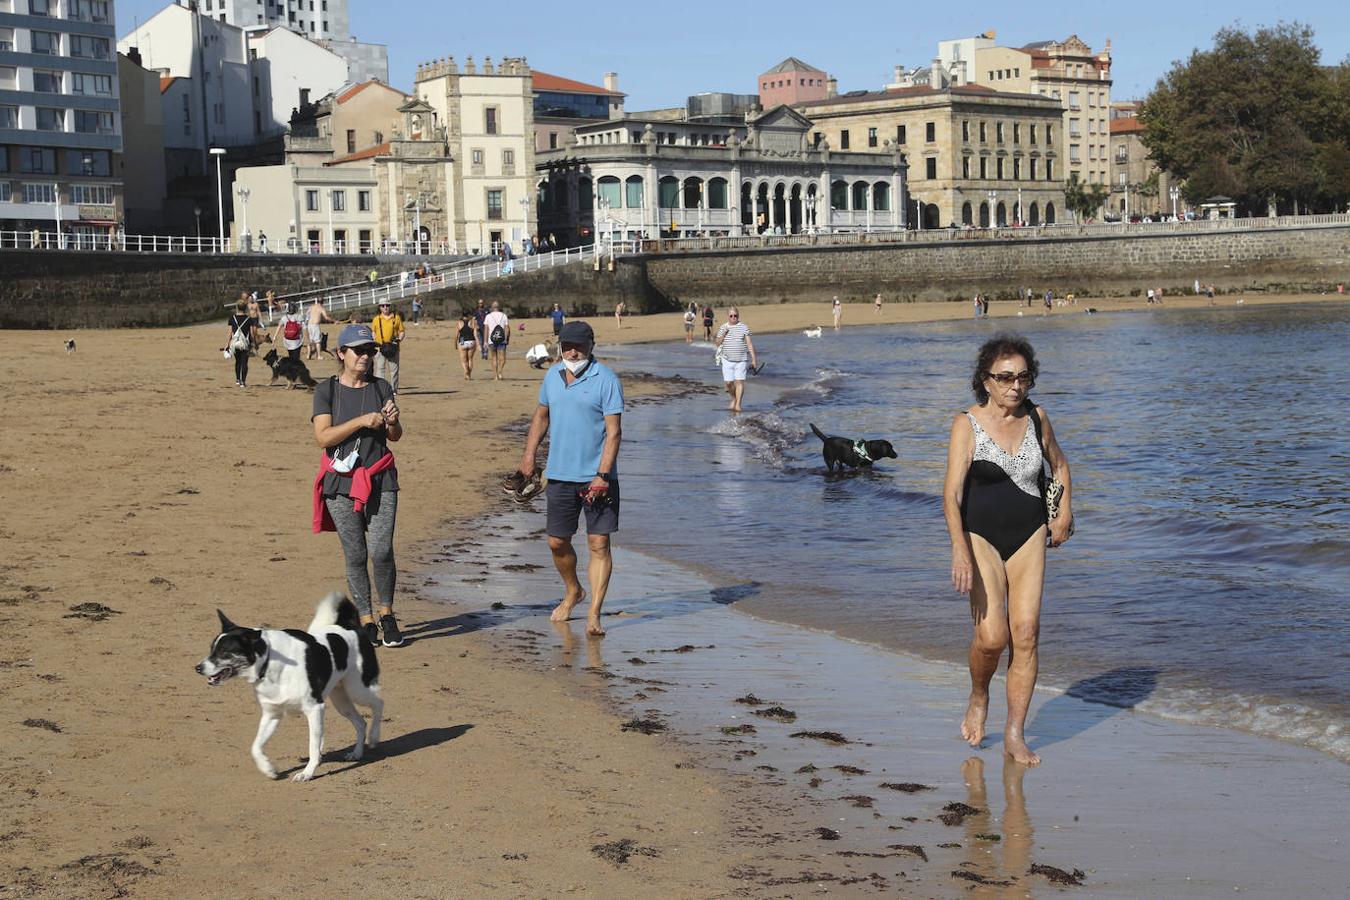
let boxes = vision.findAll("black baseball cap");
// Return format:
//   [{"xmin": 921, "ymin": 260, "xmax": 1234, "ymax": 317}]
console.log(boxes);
[{"xmin": 558, "ymin": 321, "xmax": 594, "ymax": 346}]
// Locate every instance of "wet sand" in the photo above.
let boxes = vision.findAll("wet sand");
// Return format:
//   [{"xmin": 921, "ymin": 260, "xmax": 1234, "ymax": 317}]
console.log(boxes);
[{"xmin": 1, "ymin": 291, "xmax": 1346, "ymax": 896}]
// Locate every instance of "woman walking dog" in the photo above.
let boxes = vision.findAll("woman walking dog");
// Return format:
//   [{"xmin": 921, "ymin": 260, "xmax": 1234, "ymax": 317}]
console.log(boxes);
[
  {"xmin": 942, "ymin": 335, "xmax": 1073, "ymax": 766},
  {"xmin": 312, "ymin": 324, "xmax": 406, "ymax": 647}
]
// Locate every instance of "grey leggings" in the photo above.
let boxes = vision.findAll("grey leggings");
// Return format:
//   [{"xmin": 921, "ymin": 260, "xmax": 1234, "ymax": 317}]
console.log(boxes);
[{"xmin": 324, "ymin": 490, "xmax": 398, "ymax": 618}]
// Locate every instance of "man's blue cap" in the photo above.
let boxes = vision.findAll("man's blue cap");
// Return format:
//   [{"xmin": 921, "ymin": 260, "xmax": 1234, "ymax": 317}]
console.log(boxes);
[
  {"xmin": 338, "ymin": 324, "xmax": 375, "ymax": 347},
  {"xmin": 558, "ymin": 320, "xmax": 594, "ymax": 346}
]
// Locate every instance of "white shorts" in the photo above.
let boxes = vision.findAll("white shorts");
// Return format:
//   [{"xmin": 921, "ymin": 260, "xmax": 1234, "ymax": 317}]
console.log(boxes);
[
  {"xmin": 458, "ymin": 340, "xmax": 476, "ymax": 349},
  {"xmin": 307, "ymin": 324, "xmax": 321, "ymax": 342},
  {"xmin": 721, "ymin": 358, "xmax": 748, "ymax": 382}
]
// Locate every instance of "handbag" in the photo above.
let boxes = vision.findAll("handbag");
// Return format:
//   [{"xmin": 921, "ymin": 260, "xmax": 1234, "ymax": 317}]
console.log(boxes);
[{"xmin": 1024, "ymin": 400, "xmax": 1072, "ymax": 530}]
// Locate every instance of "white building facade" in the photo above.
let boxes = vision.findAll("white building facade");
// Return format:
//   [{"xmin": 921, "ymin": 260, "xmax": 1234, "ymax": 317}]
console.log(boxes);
[
  {"xmin": 0, "ymin": 0, "xmax": 124, "ymax": 238},
  {"xmin": 177, "ymin": 0, "xmax": 349, "ymax": 41}
]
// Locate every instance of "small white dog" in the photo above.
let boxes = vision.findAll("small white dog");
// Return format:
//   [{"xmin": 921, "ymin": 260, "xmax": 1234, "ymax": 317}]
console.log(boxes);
[
  {"xmin": 802, "ymin": 326, "xmax": 822, "ymax": 338},
  {"xmin": 195, "ymin": 593, "xmax": 384, "ymax": 781}
]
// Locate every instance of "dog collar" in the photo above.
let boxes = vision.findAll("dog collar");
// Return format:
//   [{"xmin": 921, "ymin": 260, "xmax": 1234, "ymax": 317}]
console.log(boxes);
[{"xmin": 852, "ymin": 439, "xmax": 872, "ymax": 463}]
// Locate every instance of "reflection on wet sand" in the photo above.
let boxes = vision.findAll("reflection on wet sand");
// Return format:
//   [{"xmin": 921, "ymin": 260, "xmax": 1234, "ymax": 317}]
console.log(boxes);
[
  {"xmin": 553, "ymin": 618, "xmax": 604, "ymax": 670},
  {"xmin": 955, "ymin": 756, "xmax": 1032, "ymax": 895}
]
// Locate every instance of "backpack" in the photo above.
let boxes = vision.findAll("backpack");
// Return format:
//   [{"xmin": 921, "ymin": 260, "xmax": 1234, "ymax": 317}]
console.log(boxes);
[
  {"xmin": 229, "ymin": 316, "xmax": 251, "ymax": 353},
  {"xmin": 283, "ymin": 318, "xmax": 302, "ymax": 341},
  {"xmin": 489, "ymin": 323, "xmax": 506, "ymax": 344}
]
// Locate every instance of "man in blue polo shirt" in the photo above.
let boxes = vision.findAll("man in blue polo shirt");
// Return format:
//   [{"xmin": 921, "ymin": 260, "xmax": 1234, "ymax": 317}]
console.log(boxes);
[{"xmin": 517, "ymin": 321, "xmax": 623, "ymax": 636}]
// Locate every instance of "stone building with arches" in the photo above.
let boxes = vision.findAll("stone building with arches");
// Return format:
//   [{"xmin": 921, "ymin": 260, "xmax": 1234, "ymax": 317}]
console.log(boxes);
[
  {"xmin": 535, "ymin": 106, "xmax": 907, "ymax": 246},
  {"xmin": 797, "ymin": 84, "xmax": 1065, "ymax": 230}
]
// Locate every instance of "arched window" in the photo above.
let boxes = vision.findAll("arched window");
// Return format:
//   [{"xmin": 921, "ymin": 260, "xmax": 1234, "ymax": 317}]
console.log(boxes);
[
  {"xmin": 658, "ymin": 176, "xmax": 680, "ymax": 208},
  {"xmin": 996, "ymin": 202, "xmax": 1007, "ymax": 226},
  {"xmin": 625, "ymin": 175, "xmax": 644, "ymax": 209},
  {"xmin": 831, "ymin": 179, "xmax": 848, "ymax": 210},
  {"xmin": 961, "ymin": 202, "xmax": 973, "ymax": 225},
  {"xmin": 1045, "ymin": 202, "xmax": 1056, "ymax": 224},
  {"xmin": 577, "ymin": 177, "xmax": 593, "ymax": 210},
  {"xmin": 683, "ymin": 177, "xmax": 703, "ymax": 208},
  {"xmin": 851, "ymin": 181, "xmax": 869, "ymax": 210},
  {"xmin": 597, "ymin": 176, "xmax": 620, "ymax": 209},
  {"xmin": 536, "ymin": 181, "xmax": 550, "ymax": 213},
  {"xmin": 1028, "ymin": 202, "xmax": 1040, "ymax": 225},
  {"xmin": 872, "ymin": 182, "xmax": 890, "ymax": 211},
  {"xmin": 979, "ymin": 202, "xmax": 990, "ymax": 227},
  {"xmin": 707, "ymin": 177, "xmax": 729, "ymax": 209}
]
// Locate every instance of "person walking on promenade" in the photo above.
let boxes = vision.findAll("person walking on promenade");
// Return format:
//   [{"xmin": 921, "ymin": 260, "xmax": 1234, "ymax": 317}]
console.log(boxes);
[
  {"xmin": 516, "ymin": 321, "xmax": 624, "ymax": 637},
  {"xmin": 484, "ymin": 301, "xmax": 510, "ymax": 381},
  {"xmin": 226, "ymin": 298, "xmax": 260, "ymax": 387},
  {"xmin": 371, "ymin": 302, "xmax": 405, "ymax": 393},
  {"xmin": 273, "ymin": 302, "xmax": 306, "ymax": 360},
  {"xmin": 715, "ymin": 307, "xmax": 758, "ymax": 413},
  {"xmin": 702, "ymin": 303, "xmax": 715, "ymax": 341},
  {"xmin": 312, "ymin": 324, "xmax": 405, "ymax": 647},
  {"xmin": 832, "ymin": 296, "xmax": 842, "ymax": 330},
  {"xmin": 943, "ymin": 335, "xmax": 1073, "ymax": 766},
  {"xmin": 473, "ymin": 299, "xmax": 490, "ymax": 360},
  {"xmin": 307, "ymin": 297, "xmax": 335, "ymax": 360},
  {"xmin": 550, "ymin": 302, "xmax": 566, "ymax": 337},
  {"xmin": 456, "ymin": 313, "xmax": 478, "ymax": 380}
]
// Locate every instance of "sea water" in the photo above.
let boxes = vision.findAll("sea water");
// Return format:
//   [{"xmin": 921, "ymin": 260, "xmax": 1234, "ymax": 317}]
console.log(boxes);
[{"xmin": 597, "ymin": 302, "xmax": 1350, "ymax": 761}]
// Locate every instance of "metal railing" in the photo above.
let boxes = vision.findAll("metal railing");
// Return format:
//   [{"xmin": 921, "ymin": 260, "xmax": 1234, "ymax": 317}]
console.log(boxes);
[
  {"xmin": 632, "ymin": 212, "xmax": 1350, "ymax": 254},
  {"xmin": 0, "ymin": 230, "xmax": 498, "ymax": 257},
  {"xmin": 256, "ymin": 244, "xmax": 599, "ymax": 319}
]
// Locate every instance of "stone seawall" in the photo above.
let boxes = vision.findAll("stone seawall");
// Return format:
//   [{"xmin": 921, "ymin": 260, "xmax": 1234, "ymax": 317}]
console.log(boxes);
[
  {"xmin": 416, "ymin": 258, "xmax": 662, "ymax": 321},
  {"xmin": 643, "ymin": 224, "xmax": 1350, "ymax": 306},
  {"xmin": 0, "ymin": 252, "xmax": 462, "ymax": 330}
]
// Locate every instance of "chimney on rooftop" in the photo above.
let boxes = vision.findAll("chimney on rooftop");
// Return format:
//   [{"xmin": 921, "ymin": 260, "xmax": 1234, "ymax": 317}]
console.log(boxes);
[
  {"xmin": 604, "ymin": 72, "xmax": 619, "ymax": 93},
  {"xmin": 826, "ymin": 76, "xmax": 837, "ymax": 98},
  {"xmin": 929, "ymin": 58, "xmax": 944, "ymax": 89},
  {"xmin": 127, "ymin": 46, "xmax": 142, "ymax": 67}
]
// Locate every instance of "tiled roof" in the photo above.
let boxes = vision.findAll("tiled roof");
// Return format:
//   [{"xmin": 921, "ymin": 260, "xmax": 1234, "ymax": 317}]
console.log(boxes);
[
  {"xmin": 1109, "ymin": 117, "xmax": 1146, "ymax": 135},
  {"xmin": 763, "ymin": 56, "xmax": 824, "ymax": 75},
  {"xmin": 532, "ymin": 71, "xmax": 622, "ymax": 96},
  {"xmin": 159, "ymin": 76, "xmax": 178, "ymax": 94},
  {"xmin": 325, "ymin": 142, "xmax": 391, "ymax": 165},
  {"xmin": 336, "ymin": 81, "xmax": 409, "ymax": 104}
]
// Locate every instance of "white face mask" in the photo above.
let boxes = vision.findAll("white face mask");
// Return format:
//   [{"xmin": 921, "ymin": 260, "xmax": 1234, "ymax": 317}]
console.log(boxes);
[
  {"xmin": 330, "ymin": 446, "xmax": 359, "ymax": 473},
  {"xmin": 562, "ymin": 356, "xmax": 591, "ymax": 376}
]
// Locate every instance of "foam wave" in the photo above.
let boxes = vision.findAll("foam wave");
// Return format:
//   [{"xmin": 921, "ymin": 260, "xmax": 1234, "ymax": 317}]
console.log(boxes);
[{"xmin": 708, "ymin": 412, "xmax": 807, "ymax": 465}]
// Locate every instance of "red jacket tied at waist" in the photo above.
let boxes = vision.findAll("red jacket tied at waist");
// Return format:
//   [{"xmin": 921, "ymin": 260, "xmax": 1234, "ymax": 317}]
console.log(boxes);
[{"xmin": 313, "ymin": 450, "xmax": 396, "ymax": 533}]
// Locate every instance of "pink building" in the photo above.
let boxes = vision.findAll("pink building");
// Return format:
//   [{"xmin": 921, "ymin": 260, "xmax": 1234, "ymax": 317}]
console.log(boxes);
[{"xmin": 758, "ymin": 57, "xmax": 832, "ymax": 108}]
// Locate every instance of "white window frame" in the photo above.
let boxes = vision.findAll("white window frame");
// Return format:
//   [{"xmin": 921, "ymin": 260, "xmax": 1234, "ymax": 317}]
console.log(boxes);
[{"xmin": 23, "ymin": 183, "xmax": 57, "ymax": 204}]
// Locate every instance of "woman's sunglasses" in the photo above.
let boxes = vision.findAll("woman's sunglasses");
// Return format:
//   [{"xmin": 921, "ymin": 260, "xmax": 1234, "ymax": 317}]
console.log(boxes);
[
  {"xmin": 986, "ymin": 371, "xmax": 1034, "ymax": 386},
  {"xmin": 343, "ymin": 345, "xmax": 378, "ymax": 357}
]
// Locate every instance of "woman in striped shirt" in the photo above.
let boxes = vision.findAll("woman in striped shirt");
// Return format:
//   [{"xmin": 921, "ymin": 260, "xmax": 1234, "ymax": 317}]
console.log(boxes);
[{"xmin": 715, "ymin": 307, "xmax": 758, "ymax": 412}]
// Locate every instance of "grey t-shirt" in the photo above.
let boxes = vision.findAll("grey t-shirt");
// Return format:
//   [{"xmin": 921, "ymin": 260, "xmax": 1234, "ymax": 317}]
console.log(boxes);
[{"xmin": 311, "ymin": 376, "xmax": 399, "ymax": 496}]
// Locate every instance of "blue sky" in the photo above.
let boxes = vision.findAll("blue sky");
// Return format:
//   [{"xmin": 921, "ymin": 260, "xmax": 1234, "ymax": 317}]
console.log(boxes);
[{"xmin": 117, "ymin": 1, "xmax": 1349, "ymax": 106}]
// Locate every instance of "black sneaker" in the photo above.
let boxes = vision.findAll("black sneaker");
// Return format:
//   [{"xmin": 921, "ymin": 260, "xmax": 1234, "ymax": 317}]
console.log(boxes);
[
  {"xmin": 363, "ymin": 622, "xmax": 379, "ymax": 645},
  {"xmin": 379, "ymin": 613, "xmax": 405, "ymax": 647}
]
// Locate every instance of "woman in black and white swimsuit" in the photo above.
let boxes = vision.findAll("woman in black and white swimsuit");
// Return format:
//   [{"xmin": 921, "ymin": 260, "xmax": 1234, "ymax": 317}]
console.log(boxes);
[{"xmin": 942, "ymin": 335, "xmax": 1073, "ymax": 766}]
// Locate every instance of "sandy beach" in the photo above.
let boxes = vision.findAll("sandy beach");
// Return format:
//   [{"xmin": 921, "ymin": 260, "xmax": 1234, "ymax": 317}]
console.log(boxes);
[{"xmin": 2, "ymin": 291, "xmax": 1347, "ymax": 897}]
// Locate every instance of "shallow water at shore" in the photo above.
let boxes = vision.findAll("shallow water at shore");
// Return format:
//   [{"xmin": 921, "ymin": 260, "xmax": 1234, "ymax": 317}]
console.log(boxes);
[{"xmin": 598, "ymin": 302, "xmax": 1350, "ymax": 761}]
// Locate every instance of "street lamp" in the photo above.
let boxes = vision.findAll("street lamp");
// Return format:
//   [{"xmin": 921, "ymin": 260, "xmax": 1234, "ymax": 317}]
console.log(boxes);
[
  {"xmin": 209, "ymin": 147, "xmax": 227, "ymax": 250},
  {"xmin": 804, "ymin": 193, "xmax": 817, "ymax": 235},
  {"xmin": 596, "ymin": 195, "xmax": 612, "ymax": 252},
  {"xmin": 194, "ymin": 204, "xmax": 202, "ymax": 239},
  {"xmin": 986, "ymin": 189, "xmax": 998, "ymax": 227},
  {"xmin": 1016, "ymin": 186, "xmax": 1023, "ymax": 226},
  {"xmin": 1169, "ymin": 185, "xmax": 1181, "ymax": 220},
  {"xmin": 519, "ymin": 195, "xmax": 530, "ymax": 249},
  {"xmin": 236, "ymin": 186, "xmax": 250, "ymax": 251}
]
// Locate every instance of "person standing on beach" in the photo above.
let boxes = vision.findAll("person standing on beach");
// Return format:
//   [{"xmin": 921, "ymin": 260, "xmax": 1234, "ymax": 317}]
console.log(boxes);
[
  {"xmin": 483, "ymin": 301, "xmax": 510, "ymax": 381},
  {"xmin": 516, "ymin": 320, "xmax": 623, "ymax": 637},
  {"xmin": 943, "ymin": 335, "xmax": 1073, "ymax": 767},
  {"xmin": 702, "ymin": 303, "xmax": 715, "ymax": 341},
  {"xmin": 371, "ymin": 302, "xmax": 405, "ymax": 393},
  {"xmin": 473, "ymin": 299, "xmax": 490, "ymax": 360},
  {"xmin": 550, "ymin": 302, "xmax": 566, "ymax": 338},
  {"xmin": 312, "ymin": 324, "xmax": 405, "ymax": 647},
  {"xmin": 614, "ymin": 300, "xmax": 626, "ymax": 330},
  {"xmin": 832, "ymin": 296, "xmax": 842, "ymax": 330},
  {"xmin": 307, "ymin": 297, "xmax": 335, "ymax": 360},
  {"xmin": 683, "ymin": 303, "xmax": 697, "ymax": 343},
  {"xmin": 874, "ymin": 292, "xmax": 884, "ymax": 315},
  {"xmin": 226, "ymin": 299, "xmax": 260, "ymax": 387},
  {"xmin": 715, "ymin": 307, "xmax": 758, "ymax": 413},
  {"xmin": 273, "ymin": 302, "xmax": 306, "ymax": 361}
]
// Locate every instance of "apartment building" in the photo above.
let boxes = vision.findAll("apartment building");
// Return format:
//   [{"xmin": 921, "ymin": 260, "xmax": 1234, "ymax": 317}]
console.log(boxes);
[
  {"xmin": 797, "ymin": 83, "xmax": 1064, "ymax": 229},
  {"xmin": 176, "ymin": 0, "xmax": 349, "ymax": 41},
  {"xmin": 937, "ymin": 32, "xmax": 1113, "ymax": 187},
  {"xmin": 0, "ymin": 0, "xmax": 124, "ymax": 239}
]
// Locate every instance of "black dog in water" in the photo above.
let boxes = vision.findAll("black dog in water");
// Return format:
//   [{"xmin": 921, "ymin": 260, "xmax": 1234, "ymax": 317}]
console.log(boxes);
[
  {"xmin": 809, "ymin": 423, "xmax": 897, "ymax": 473},
  {"xmin": 263, "ymin": 349, "xmax": 318, "ymax": 389}
]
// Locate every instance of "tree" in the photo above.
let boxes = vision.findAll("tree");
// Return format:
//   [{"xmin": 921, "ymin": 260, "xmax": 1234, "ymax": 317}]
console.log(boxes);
[
  {"xmin": 1063, "ymin": 173, "xmax": 1112, "ymax": 222},
  {"xmin": 1139, "ymin": 23, "xmax": 1349, "ymax": 215}
]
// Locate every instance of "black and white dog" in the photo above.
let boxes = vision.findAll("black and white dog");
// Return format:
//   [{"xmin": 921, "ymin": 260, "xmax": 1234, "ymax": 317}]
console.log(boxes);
[
  {"xmin": 262, "ymin": 348, "xmax": 318, "ymax": 389},
  {"xmin": 810, "ymin": 423, "xmax": 898, "ymax": 473},
  {"xmin": 195, "ymin": 593, "xmax": 383, "ymax": 782},
  {"xmin": 64, "ymin": 339, "xmax": 77, "ymax": 354}
]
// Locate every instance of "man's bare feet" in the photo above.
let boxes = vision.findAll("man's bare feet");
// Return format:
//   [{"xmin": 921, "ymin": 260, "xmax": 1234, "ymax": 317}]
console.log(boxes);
[
  {"xmin": 550, "ymin": 589, "xmax": 585, "ymax": 623},
  {"xmin": 961, "ymin": 694, "xmax": 988, "ymax": 747},
  {"xmin": 1004, "ymin": 735, "xmax": 1041, "ymax": 767},
  {"xmin": 586, "ymin": 615, "xmax": 606, "ymax": 637}
]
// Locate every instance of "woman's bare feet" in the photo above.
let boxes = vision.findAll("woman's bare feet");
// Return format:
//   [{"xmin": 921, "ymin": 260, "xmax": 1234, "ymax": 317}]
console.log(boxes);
[
  {"xmin": 550, "ymin": 589, "xmax": 585, "ymax": 623},
  {"xmin": 1003, "ymin": 731, "xmax": 1041, "ymax": 767},
  {"xmin": 961, "ymin": 694, "xmax": 988, "ymax": 747}
]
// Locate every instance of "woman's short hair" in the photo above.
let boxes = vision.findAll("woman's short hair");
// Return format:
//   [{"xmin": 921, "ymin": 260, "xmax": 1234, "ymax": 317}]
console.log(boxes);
[{"xmin": 971, "ymin": 334, "xmax": 1039, "ymax": 404}]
